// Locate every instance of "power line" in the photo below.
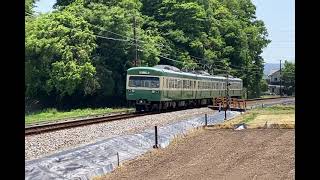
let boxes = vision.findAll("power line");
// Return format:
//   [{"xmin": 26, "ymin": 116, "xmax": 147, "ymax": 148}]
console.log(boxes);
[
  {"xmin": 93, "ymin": 27, "xmax": 267, "ymax": 71},
  {"xmin": 95, "ymin": 35, "xmax": 263, "ymax": 74},
  {"xmin": 140, "ymin": 49, "xmax": 266, "ymax": 76},
  {"xmin": 94, "ymin": 35, "xmax": 131, "ymax": 42},
  {"xmin": 92, "ymin": 30, "xmax": 265, "ymax": 74},
  {"xmin": 91, "ymin": 24, "xmax": 146, "ymax": 44}
]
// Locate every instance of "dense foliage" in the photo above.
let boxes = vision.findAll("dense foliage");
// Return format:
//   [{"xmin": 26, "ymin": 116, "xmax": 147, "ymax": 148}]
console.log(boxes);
[
  {"xmin": 281, "ymin": 61, "xmax": 295, "ymax": 95},
  {"xmin": 25, "ymin": 0, "xmax": 271, "ymax": 111},
  {"xmin": 25, "ymin": 0, "xmax": 37, "ymax": 15}
]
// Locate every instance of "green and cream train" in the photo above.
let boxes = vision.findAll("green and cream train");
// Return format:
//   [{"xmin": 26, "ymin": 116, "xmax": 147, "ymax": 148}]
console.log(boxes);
[{"xmin": 126, "ymin": 65, "xmax": 243, "ymax": 111}]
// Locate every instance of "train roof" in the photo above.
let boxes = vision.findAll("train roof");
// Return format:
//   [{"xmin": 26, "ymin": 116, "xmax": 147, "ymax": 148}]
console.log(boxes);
[{"xmin": 127, "ymin": 67, "xmax": 242, "ymax": 81}]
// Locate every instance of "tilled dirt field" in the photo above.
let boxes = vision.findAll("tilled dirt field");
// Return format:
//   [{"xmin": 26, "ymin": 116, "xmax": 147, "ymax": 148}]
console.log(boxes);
[{"xmin": 98, "ymin": 128, "xmax": 294, "ymax": 180}]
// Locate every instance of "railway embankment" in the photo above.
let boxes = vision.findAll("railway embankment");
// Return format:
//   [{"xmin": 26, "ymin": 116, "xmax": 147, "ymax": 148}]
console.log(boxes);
[{"xmin": 25, "ymin": 98, "xmax": 294, "ymax": 179}]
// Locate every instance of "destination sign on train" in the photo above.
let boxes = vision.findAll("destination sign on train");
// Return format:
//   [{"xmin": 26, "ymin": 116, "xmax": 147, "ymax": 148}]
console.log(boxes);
[{"xmin": 139, "ymin": 71, "xmax": 150, "ymax": 74}]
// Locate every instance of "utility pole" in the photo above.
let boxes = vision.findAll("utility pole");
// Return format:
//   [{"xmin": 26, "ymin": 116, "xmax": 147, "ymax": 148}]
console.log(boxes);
[
  {"xmin": 133, "ymin": 15, "xmax": 138, "ymax": 66},
  {"xmin": 226, "ymin": 69, "xmax": 230, "ymax": 110},
  {"xmin": 280, "ymin": 60, "xmax": 282, "ymax": 96},
  {"xmin": 225, "ymin": 67, "xmax": 230, "ymax": 120}
]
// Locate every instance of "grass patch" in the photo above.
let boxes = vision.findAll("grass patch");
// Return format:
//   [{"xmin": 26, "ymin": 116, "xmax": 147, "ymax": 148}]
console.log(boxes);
[
  {"xmin": 252, "ymin": 105, "xmax": 295, "ymax": 115},
  {"xmin": 240, "ymin": 105, "xmax": 295, "ymax": 127},
  {"xmin": 242, "ymin": 112, "xmax": 258, "ymax": 123},
  {"xmin": 211, "ymin": 104, "xmax": 295, "ymax": 129},
  {"xmin": 25, "ymin": 107, "xmax": 134, "ymax": 125}
]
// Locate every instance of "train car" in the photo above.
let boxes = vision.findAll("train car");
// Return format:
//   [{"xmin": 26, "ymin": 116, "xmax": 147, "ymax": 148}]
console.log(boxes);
[{"xmin": 126, "ymin": 65, "xmax": 242, "ymax": 111}]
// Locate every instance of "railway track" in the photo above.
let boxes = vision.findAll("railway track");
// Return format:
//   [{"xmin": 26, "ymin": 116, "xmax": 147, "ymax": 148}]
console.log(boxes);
[
  {"xmin": 245, "ymin": 96, "xmax": 293, "ymax": 101},
  {"xmin": 25, "ymin": 112, "xmax": 155, "ymax": 136},
  {"xmin": 25, "ymin": 96, "xmax": 294, "ymax": 136}
]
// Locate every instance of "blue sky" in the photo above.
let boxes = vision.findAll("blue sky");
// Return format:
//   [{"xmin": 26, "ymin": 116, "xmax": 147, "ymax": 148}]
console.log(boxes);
[
  {"xmin": 252, "ymin": 0, "xmax": 295, "ymax": 64},
  {"xmin": 34, "ymin": 0, "xmax": 295, "ymax": 64}
]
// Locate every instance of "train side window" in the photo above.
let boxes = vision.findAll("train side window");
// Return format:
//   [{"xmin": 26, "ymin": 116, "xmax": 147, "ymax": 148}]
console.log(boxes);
[
  {"xmin": 144, "ymin": 81, "xmax": 150, "ymax": 87},
  {"xmin": 176, "ymin": 79, "xmax": 179, "ymax": 89},
  {"xmin": 186, "ymin": 80, "xmax": 189, "ymax": 89},
  {"xmin": 169, "ymin": 79, "xmax": 173, "ymax": 89},
  {"xmin": 178, "ymin": 79, "xmax": 182, "ymax": 89},
  {"xmin": 172, "ymin": 79, "xmax": 175, "ymax": 89}
]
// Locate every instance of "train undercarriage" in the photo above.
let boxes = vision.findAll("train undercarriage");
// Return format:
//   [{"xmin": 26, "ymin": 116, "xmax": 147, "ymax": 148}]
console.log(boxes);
[{"xmin": 131, "ymin": 96, "xmax": 241, "ymax": 112}]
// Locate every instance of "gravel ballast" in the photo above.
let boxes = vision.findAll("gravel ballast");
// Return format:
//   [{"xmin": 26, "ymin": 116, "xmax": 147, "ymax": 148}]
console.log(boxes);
[
  {"xmin": 25, "ymin": 107, "xmax": 215, "ymax": 160},
  {"xmin": 25, "ymin": 98, "xmax": 295, "ymax": 160}
]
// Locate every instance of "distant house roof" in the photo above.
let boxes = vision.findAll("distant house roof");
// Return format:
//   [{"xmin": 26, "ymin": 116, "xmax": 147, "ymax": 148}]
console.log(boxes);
[{"xmin": 268, "ymin": 69, "xmax": 280, "ymax": 76}]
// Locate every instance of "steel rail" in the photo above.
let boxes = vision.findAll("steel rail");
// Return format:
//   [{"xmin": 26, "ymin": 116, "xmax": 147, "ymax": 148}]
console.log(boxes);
[{"xmin": 25, "ymin": 96, "xmax": 293, "ymax": 136}]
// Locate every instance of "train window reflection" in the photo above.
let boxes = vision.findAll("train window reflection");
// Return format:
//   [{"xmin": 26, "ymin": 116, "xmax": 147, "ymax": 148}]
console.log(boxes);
[{"xmin": 129, "ymin": 76, "xmax": 160, "ymax": 88}]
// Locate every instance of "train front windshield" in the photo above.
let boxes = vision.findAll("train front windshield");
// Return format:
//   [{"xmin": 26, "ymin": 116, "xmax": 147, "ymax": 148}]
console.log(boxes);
[{"xmin": 128, "ymin": 76, "xmax": 160, "ymax": 88}]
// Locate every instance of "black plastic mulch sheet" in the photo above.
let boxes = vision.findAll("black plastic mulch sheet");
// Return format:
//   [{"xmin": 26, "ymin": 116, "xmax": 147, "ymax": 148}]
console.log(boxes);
[{"xmin": 25, "ymin": 111, "xmax": 240, "ymax": 180}]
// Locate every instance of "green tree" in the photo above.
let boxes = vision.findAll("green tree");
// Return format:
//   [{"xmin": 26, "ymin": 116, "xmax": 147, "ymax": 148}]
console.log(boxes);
[
  {"xmin": 26, "ymin": 0, "xmax": 271, "ymax": 110},
  {"xmin": 26, "ymin": 0, "xmax": 37, "ymax": 15},
  {"xmin": 260, "ymin": 79, "xmax": 268, "ymax": 92},
  {"xmin": 141, "ymin": 0, "xmax": 270, "ymax": 97},
  {"xmin": 281, "ymin": 60, "xmax": 295, "ymax": 95},
  {"xmin": 25, "ymin": 7, "xmax": 98, "ymax": 99},
  {"xmin": 26, "ymin": 0, "xmax": 164, "ymax": 108},
  {"xmin": 67, "ymin": 0, "xmax": 163, "ymax": 99}
]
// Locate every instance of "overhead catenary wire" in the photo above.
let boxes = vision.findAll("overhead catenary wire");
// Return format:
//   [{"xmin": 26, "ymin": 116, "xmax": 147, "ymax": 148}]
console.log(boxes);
[
  {"xmin": 91, "ymin": 31, "xmax": 272, "ymax": 75},
  {"xmin": 27, "ymin": 11, "xmax": 292, "ymax": 70},
  {"xmin": 27, "ymin": 13, "xmax": 293, "ymax": 79},
  {"xmin": 94, "ymin": 34, "xmax": 131, "ymax": 42},
  {"xmin": 137, "ymin": 48, "xmax": 265, "ymax": 75},
  {"xmin": 93, "ymin": 28, "xmax": 267, "ymax": 71}
]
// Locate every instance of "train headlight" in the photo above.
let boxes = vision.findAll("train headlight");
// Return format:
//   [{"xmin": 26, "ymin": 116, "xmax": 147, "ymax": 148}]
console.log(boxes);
[
  {"xmin": 132, "ymin": 89, "xmax": 135, "ymax": 92},
  {"xmin": 152, "ymin": 90, "xmax": 155, "ymax": 93}
]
